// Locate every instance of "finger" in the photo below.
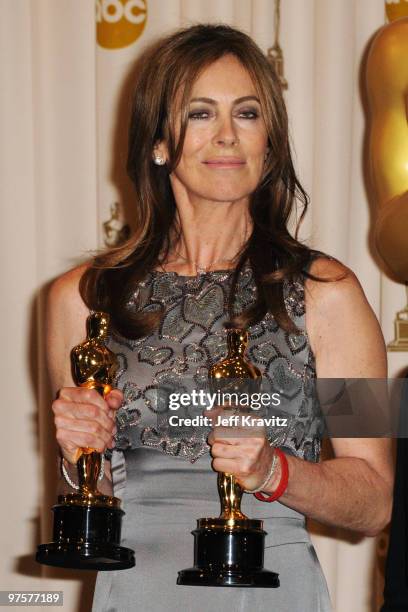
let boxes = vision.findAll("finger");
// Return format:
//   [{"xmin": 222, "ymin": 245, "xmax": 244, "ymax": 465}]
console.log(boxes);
[
  {"xmin": 53, "ymin": 400, "xmax": 115, "ymax": 432},
  {"xmin": 211, "ymin": 428, "xmax": 246, "ymax": 443},
  {"xmin": 212, "ymin": 425, "xmax": 266, "ymax": 442},
  {"xmin": 57, "ymin": 426, "xmax": 112, "ymax": 455},
  {"xmin": 210, "ymin": 441, "xmax": 241, "ymax": 460},
  {"xmin": 205, "ymin": 405, "xmax": 237, "ymax": 420},
  {"xmin": 55, "ymin": 415, "xmax": 114, "ymax": 447},
  {"xmin": 211, "ymin": 457, "xmax": 239, "ymax": 474},
  {"xmin": 61, "ymin": 443, "xmax": 82, "ymax": 465},
  {"xmin": 202, "ymin": 408, "xmax": 221, "ymax": 427},
  {"xmin": 108, "ymin": 408, "xmax": 118, "ymax": 426},
  {"xmin": 105, "ymin": 389, "xmax": 123, "ymax": 410},
  {"xmin": 58, "ymin": 387, "xmax": 109, "ymax": 413},
  {"xmin": 213, "ymin": 437, "xmax": 267, "ymax": 462},
  {"xmin": 108, "ymin": 410, "xmax": 118, "ymax": 436}
]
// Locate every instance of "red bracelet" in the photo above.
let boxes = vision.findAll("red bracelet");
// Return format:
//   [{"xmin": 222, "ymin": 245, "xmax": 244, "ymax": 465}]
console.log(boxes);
[{"xmin": 254, "ymin": 448, "xmax": 289, "ymax": 503}]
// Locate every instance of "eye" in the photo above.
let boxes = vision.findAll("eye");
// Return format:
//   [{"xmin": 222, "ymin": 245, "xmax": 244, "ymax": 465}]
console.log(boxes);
[
  {"xmin": 188, "ymin": 110, "xmax": 211, "ymax": 120},
  {"xmin": 237, "ymin": 109, "xmax": 259, "ymax": 119}
]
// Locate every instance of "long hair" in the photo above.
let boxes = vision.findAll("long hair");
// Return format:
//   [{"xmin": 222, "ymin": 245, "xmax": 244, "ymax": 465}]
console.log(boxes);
[{"xmin": 80, "ymin": 23, "xmax": 316, "ymax": 338}]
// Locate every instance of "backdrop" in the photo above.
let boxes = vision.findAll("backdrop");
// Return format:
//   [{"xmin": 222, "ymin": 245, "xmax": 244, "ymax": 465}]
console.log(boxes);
[{"xmin": 1, "ymin": 1, "xmax": 406, "ymax": 610}]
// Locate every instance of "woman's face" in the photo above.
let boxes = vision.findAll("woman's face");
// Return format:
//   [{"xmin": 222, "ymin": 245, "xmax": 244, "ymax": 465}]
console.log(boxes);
[{"xmin": 158, "ymin": 54, "xmax": 269, "ymax": 204}]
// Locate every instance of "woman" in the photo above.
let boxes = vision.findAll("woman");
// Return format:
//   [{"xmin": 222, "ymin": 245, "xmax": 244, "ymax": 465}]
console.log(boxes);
[{"xmin": 50, "ymin": 24, "xmax": 393, "ymax": 612}]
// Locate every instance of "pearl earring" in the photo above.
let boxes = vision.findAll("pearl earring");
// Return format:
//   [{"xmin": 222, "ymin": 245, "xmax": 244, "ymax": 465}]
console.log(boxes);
[{"xmin": 154, "ymin": 155, "xmax": 165, "ymax": 166}]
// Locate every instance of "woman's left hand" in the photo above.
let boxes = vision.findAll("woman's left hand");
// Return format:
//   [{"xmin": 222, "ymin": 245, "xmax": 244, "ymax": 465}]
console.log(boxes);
[{"xmin": 207, "ymin": 408, "xmax": 278, "ymax": 492}]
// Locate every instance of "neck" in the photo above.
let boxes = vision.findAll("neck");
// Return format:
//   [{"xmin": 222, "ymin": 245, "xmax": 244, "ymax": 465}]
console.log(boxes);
[{"xmin": 165, "ymin": 190, "xmax": 252, "ymax": 275}]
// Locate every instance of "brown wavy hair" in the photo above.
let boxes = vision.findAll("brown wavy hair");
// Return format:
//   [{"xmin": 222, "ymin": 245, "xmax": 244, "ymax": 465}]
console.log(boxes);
[{"xmin": 80, "ymin": 23, "xmax": 317, "ymax": 338}]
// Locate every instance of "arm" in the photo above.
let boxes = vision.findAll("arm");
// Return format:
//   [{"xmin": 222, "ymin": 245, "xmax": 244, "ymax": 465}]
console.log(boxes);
[
  {"xmin": 47, "ymin": 265, "xmax": 122, "ymax": 496},
  {"xmin": 209, "ymin": 258, "xmax": 393, "ymax": 536}
]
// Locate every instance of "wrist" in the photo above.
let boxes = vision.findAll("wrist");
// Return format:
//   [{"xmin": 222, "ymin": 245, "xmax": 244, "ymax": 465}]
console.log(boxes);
[
  {"xmin": 60, "ymin": 457, "xmax": 79, "ymax": 489},
  {"xmin": 61, "ymin": 452, "xmax": 77, "ymax": 468},
  {"xmin": 254, "ymin": 448, "xmax": 289, "ymax": 503},
  {"xmin": 262, "ymin": 451, "xmax": 282, "ymax": 493},
  {"xmin": 244, "ymin": 447, "xmax": 278, "ymax": 494},
  {"xmin": 60, "ymin": 454, "xmax": 106, "ymax": 491},
  {"xmin": 62, "ymin": 447, "xmax": 82, "ymax": 465}
]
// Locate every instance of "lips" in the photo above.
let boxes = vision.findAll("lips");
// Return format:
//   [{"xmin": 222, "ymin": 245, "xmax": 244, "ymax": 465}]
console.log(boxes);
[{"xmin": 203, "ymin": 157, "xmax": 246, "ymax": 168}]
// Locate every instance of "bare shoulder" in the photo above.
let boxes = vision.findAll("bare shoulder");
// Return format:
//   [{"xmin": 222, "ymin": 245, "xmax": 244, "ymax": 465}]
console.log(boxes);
[
  {"xmin": 304, "ymin": 256, "xmax": 386, "ymax": 377},
  {"xmin": 48, "ymin": 263, "xmax": 89, "ymax": 315},
  {"xmin": 304, "ymin": 256, "xmax": 361, "ymax": 306},
  {"xmin": 46, "ymin": 263, "xmax": 91, "ymax": 392},
  {"xmin": 48, "ymin": 264, "xmax": 90, "ymax": 337}
]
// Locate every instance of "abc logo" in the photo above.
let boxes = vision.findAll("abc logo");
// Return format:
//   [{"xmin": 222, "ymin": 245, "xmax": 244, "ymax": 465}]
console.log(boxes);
[{"xmin": 96, "ymin": 0, "xmax": 147, "ymax": 49}]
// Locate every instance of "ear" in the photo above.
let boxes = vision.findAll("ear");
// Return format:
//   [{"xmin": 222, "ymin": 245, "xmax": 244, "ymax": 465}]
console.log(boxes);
[{"xmin": 152, "ymin": 140, "xmax": 168, "ymax": 163}]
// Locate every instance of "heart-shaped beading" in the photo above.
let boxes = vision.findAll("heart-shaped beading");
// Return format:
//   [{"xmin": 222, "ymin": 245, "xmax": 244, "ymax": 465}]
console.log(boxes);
[
  {"xmin": 138, "ymin": 345, "xmax": 174, "ymax": 365},
  {"xmin": 183, "ymin": 285, "xmax": 224, "ymax": 329},
  {"xmin": 152, "ymin": 275, "xmax": 183, "ymax": 302},
  {"xmin": 183, "ymin": 344, "xmax": 206, "ymax": 363},
  {"xmin": 234, "ymin": 286, "xmax": 256, "ymax": 312},
  {"xmin": 247, "ymin": 322, "xmax": 266, "ymax": 340},
  {"xmin": 153, "ymin": 368, "xmax": 185, "ymax": 386},
  {"xmin": 201, "ymin": 333, "xmax": 227, "ymax": 363},
  {"xmin": 249, "ymin": 341, "xmax": 279, "ymax": 365},
  {"xmin": 267, "ymin": 357, "xmax": 302, "ymax": 400},
  {"xmin": 194, "ymin": 366, "xmax": 211, "ymax": 385},
  {"xmin": 143, "ymin": 385, "xmax": 173, "ymax": 414},
  {"xmin": 122, "ymin": 380, "xmax": 142, "ymax": 403},
  {"xmin": 160, "ymin": 304, "xmax": 194, "ymax": 340},
  {"xmin": 236, "ymin": 265, "xmax": 253, "ymax": 288},
  {"xmin": 285, "ymin": 332, "xmax": 307, "ymax": 355}
]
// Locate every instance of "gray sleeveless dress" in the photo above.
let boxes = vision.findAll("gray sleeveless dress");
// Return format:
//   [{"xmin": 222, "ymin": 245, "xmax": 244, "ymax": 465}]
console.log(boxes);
[{"xmin": 92, "ymin": 265, "xmax": 332, "ymax": 612}]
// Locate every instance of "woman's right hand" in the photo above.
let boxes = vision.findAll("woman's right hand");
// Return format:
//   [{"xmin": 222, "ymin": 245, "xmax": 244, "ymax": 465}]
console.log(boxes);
[{"xmin": 52, "ymin": 387, "xmax": 124, "ymax": 465}]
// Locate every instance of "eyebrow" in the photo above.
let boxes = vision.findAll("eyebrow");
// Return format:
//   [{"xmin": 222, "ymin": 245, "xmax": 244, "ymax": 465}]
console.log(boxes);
[{"xmin": 189, "ymin": 96, "xmax": 261, "ymax": 105}]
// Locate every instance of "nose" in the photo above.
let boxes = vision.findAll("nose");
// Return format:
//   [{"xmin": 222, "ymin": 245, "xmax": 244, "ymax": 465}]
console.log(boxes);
[{"xmin": 213, "ymin": 114, "xmax": 239, "ymax": 146}]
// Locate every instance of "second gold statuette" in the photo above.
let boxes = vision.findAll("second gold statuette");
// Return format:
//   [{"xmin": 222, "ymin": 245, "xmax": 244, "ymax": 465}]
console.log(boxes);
[{"xmin": 177, "ymin": 328, "xmax": 279, "ymax": 587}]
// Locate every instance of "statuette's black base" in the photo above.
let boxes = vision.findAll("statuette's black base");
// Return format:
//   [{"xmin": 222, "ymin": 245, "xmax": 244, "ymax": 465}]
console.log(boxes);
[
  {"xmin": 177, "ymin": 519, "xmax": 279, "ymax": 588},
  {"xmin": 36, "ymin": 542, "xmax": 135, "ymax": 571},
  {"xmin": 36, "ymin": 502, "xmax": 135, "ymax": 571},
  {"xmin": 177, "ymin": 567, "xmax": 279, "ymax": 587}
]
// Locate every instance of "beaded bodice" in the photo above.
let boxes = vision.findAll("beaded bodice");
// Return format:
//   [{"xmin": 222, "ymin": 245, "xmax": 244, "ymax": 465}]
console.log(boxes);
[{"xmin": 108, "ymin": 265, "xmax": 324, "ymax": 463}]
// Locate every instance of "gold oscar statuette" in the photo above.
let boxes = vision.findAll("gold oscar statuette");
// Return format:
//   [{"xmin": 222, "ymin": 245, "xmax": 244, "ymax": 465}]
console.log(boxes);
[
  {"xmin": 177, "ymin": 328, "xmax": 279, "ymax": 587},
  {"xmin": 36, "ymin": 312, "xmax": 135, "ymax": 570}
]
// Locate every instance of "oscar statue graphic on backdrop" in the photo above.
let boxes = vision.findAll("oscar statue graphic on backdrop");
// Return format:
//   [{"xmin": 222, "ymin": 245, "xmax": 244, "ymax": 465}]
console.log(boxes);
[
  {"xmin": 366, "ymin": 4, "xmax": 408, "ymax": 609},
  {"xmin": 36, "ymin": 312, "xmax": 135, "ymax": 570},
  {"xmin": 366, "ymin": 9, "xmax": 408, "ymax": 282},
  {"xmin": 177, "ymin": 328, "xmax": 279, "ymax": 587}
]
